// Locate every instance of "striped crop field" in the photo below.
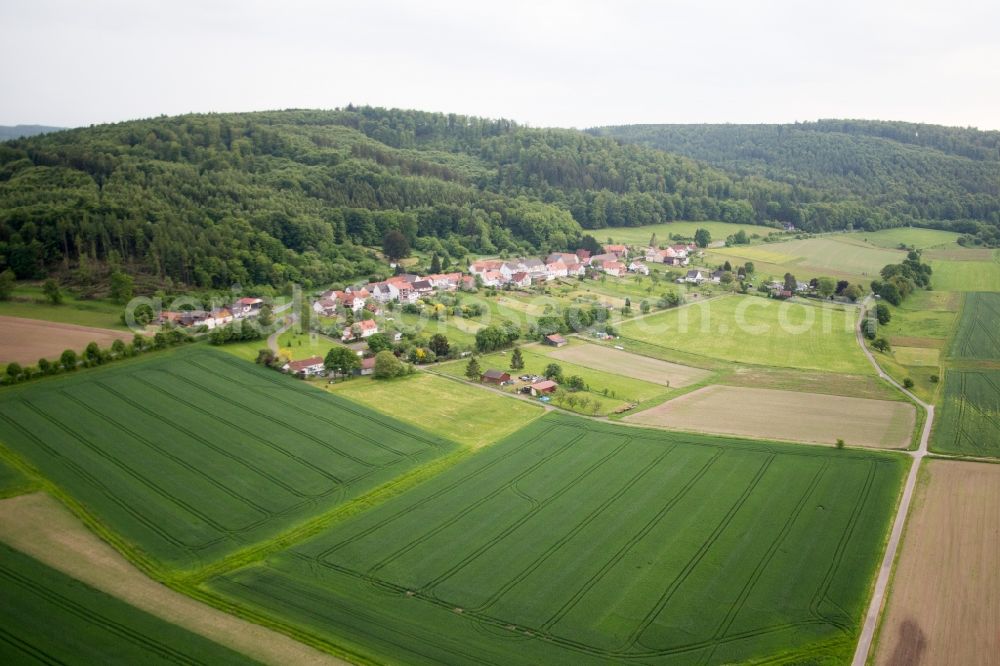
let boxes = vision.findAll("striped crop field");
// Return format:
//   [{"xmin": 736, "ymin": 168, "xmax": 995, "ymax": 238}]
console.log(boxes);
[
  {"xmin": 0, "ymin": 544, "xmax": 253, "ymax": 665},
  {"xmin": 949, "ymin": 292, "xmax": 1000, "ymax": 361},
  {"xmin": 0, "ymin": 347, "xmax": 457, "ymax": 570},
  {"xmin": 209, "ymin": 414, "xmax": 905, "ymax": 665},
  {"xmin": 932, "ymin": 369, "xmax": 1000, "ymax": 458}
]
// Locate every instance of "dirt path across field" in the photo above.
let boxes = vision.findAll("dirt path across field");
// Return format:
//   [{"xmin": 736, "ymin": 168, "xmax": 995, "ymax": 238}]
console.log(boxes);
[
  {"xmin": 874, "ymin": 460, "xmax": 1000, "ymax": 666},
  {"xmin": 0, "ymin": 492, "xmax": 347, "ymax": 666},
  {"xmin": 0, "ymin": 315, "xmax": 132, "ymax": 365}
]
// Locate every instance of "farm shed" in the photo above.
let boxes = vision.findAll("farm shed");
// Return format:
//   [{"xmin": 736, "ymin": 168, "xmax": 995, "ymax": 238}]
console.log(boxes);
[
  {"xmin": 530, "ymin": 380, "xmax": 558, "ymax": 396},
  {"xmin": 544, "ymin": 334, "xmax": 568, "ymax": 347},
  {"xmin": 482, "ymin": 369, "xmax": 511, "ymax": 384}
]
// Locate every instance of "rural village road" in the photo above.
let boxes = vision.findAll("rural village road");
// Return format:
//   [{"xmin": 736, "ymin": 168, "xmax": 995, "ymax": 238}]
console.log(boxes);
[{"xmin": 851, "ymin": 297, "xmax": 934, "ymax": 666}]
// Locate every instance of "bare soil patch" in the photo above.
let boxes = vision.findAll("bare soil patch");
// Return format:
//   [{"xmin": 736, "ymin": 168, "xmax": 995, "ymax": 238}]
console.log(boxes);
[
  {"xmin": 875, "ymin": 460, "xmax": 1000, "ymax": 666},
  {"xmin": 888, "ymin": 335, "xmax": 945, "ymax": 349},
  {"xmin": 548, "ymin": 343, "xmax": 711, "ymax": 388},
  {"xmin": 624, "ymin": 385, "xmax": 915, "ymax": 448},
  {"xmin": 0, "ymin": 315, "xmax": 131, "ymax": 365},
  {"xmin": 0, "ymin": 493, "xmax": 345, "ymax": 666}
]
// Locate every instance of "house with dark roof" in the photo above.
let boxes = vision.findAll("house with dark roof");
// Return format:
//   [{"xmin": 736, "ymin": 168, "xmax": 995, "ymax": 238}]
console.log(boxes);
[{"xmin": 481, "ymin": 369, "xmax": 511, "ymax": 384}]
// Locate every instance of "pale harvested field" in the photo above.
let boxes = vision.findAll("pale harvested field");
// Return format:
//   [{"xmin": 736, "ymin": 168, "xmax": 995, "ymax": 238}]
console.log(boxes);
[
  {"xmin": 548, "ymin": 343, "xmax": 711, "ymax": 388},
  {"xmin": 0, "ymin": 493, "xmax": 345, "ymax": 666},
  {"xmin": 0, "ymin": 315, "xmax": 131, "ymax": 364},
  {"xmin": 624, "ymin": 385, "xmax": 916, "ymax": 448},
  {"xmin": 875, "ymin": 461, "xmax": 1000, "ymax": 666}
]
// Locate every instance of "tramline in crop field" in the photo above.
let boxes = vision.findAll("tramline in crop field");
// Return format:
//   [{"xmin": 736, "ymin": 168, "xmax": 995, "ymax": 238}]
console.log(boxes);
[
  {"xmin": 949, "ymin": 292, "xmax": 1000, "ymax": 360},
  {"xmin": 209, "ymin": 415, "xmax": 904, "ymax": 666},
  {"xmin": 0, "ymin": 348, "xmax": 457, "ymax": 569}
]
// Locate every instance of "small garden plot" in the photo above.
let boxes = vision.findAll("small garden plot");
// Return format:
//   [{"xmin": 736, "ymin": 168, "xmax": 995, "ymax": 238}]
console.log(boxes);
[
  {"xmin": 624, "ymin": 385, "xmax": 915, "ymax": 448},
  {"xmin": 543, "ymin": 340, "xmax": 711, "ymax": 388}
]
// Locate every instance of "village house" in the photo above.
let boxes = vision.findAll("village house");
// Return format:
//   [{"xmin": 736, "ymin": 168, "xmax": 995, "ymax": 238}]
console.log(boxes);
[
  {"xmin": 544, "ymin": 334, "xmax": 568, "ymax": 347},
  {"xmin": 530, "ymin": 379, "xmax": 558, "ymax": 396},
  {"xmin": 683, "ymin": 269, "xmax": 707, "ymax": 284},
  {"xmin": 342, "ymin": 318, "xmax": 379, "ymax": 342},
  {"xmin": 313, "ymin": 297, "xmax": 339, "ymax": 316},
  {"xmin": 283, "ymin": 356, "xmax": 325, "ymax": 377},
  {"xmin": 603, "ymin": 244, "xmax": 628, "ymax": 258},
  {"xmin": 545, "ymin": 260, "xmax": 568, "ymax": 278},
  {"xmin": 710, "ymin": 270, "xmax": 726, "ymax": 283},
  {"xmin": 233, "ymin": 297, "xmax": 264, "ymax": 318},
  {"xmin": 546, "ymin": 252, "xmax": 579, "ymax": 265},
  {"xmin": 628, "ymin": 260, "xmax": 649, "ymax": 275},
  {"xmin": 603, "ymin": 261, "xmax": 627, "ymax": 277},
  {"xmin": 565, "ymin": 262, "xmax": 586, "ymax": 277},
  {"xmin": 510, "ymin": 272, "xmax": 532, "ymax": 288},
  {"xmin": 481, "ymin": 369, "xmax": 511, "ymax": 385},
  {"xmin": 355, "ymin": 357, "xmax": 376, "ymax": 376},
  {"xmin": 575, "ymin": 249, "xmax": 592, "ymax": 262},
  {"xmin": 588, "ymin": 252, "xmax": 620, "ymax": 267}
]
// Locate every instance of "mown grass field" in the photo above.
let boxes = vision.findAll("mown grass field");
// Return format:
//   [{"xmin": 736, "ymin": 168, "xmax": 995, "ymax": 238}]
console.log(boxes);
[
  {"xmin": 949, "ymin": 292, "xmax": 1000, "ymax": 360},
  {"xmin": 618, "ymin": 295, "xmax": 871, "ymax": 374},
  {"xmin": 932, "ymin": 369, "xmax": 1000, "ymax": 458},
  {"xmin": 436, "ymin": 344, "xmax": 670, "ymax": 414},
  {"xmin": 625, "ymin": 385, "xmax": 915, "ymax": 449},
  {"xmin": 0, "ymin": 544, "xmax": 254, "ymax": 665},
  {"xmin": 0, "ymin": 287, "xmax": 128, "ymax": 330},
  {"xmin": 929, "ymin": 259, "xmax": 1000, "ymax": 292},
  {"xmin": 712, "ymin": 237, "xmax": 903, "ymax": 280},
  {"xmin": 846, "ymin": 227, "xmax": 961, "ymax": 250},
  {"xmin": 0, "ymin": 347, "xmax": 457, "ymax": 569},
  {"xmin": 327, "ymin": 372, "xmax": 545, "ymax": 448},
  {"xmin": 209, "ymin": 414, "xmax": 905, "ymax": 666},
  {"xmin": 880, "ymin": 295, "xmax": 957, "ymax": 348},
  {"xmin": 545, "ymin": 339, "xmax": 712, "ymax": 388}
]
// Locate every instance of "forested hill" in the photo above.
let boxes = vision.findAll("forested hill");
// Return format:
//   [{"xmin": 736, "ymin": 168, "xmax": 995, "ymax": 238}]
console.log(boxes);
[
  {"xmin": 2, "ymin": 109, "xmax": 996, "ymax": 292},
  {"xmin": 590, "ymin": 121, "xmax": 1000, "ymax": 246}
]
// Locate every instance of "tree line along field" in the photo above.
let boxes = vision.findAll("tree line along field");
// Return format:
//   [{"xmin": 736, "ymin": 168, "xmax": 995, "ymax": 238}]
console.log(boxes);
[
  {"xmin": 0, "ymin": 544, "xmax": 254, "ymax": 665},
  {"xmin": 0, "ymin": 347, "xmax": 457, "ymax": 570},
  {"xmin": 208, "ymin": 414, "xmax": 905, "ymax": 666},
  {"xmin": 617, "ymin": 295, "xmax": 871, "ymax": 375}
]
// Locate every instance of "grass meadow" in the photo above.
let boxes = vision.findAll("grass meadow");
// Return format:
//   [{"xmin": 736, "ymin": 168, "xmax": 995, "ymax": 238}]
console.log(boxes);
[
  {"xmin": 327, "ymin": 372, "xmax": 545, "ymax": 448},
  {"xmin": 617, "ymin": 295, "xmax": 871, "ymax": 374},
  {"xmin": 929, "ymin": 259, "xmax": 1000, "ymax": 292},
  {"xmin": 208, "ymin": 414, "xmax": 905, "ymax": 666},
  {"xmin": 847, "ymin": 227, "xmax": 961, "ymax": 250},
  {"xmin": 712, "ymin": 237, "xmax": 903, "ymax": 280},
  {"xmin": 0, "ymin": 347, "xmax": 457, "ymax": 570}
]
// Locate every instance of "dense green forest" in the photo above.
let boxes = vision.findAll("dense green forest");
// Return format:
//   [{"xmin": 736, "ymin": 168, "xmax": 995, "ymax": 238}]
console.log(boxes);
[
  {"xmin": 591, "ymin": 120, "xmax": 1000, "ymax": 246},
  {"xmin": 2, "ymin": 109, "xmax": 997, "ymax": 291}
]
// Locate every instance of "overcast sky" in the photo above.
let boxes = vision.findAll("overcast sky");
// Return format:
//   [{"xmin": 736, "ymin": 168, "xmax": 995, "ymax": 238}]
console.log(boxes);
[{"xmin": 2, "ymin": 0, "xmax": 998, "ymax": 130}]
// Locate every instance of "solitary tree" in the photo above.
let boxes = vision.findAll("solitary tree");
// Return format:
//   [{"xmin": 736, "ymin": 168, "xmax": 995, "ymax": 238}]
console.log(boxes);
[
  {"xmin": 509, "ymin": 347, "xmax": 525, "ymax": 370},
  {"xmin": 324, "ymin": 346, "xmax": 361, "ymax": 377},
  {"xmin": 783, "ymin": 273, "xmax": 797, "ymax": 292},
  {"xmin": 544, "ymin": 363, "xmax": 564, "ymax": 382},
  {"xmin": 872, "ymin": 337, "xmax": 891, "ymax": 353},
  {"xmin": 0, "ymin": 269, "xmax": 14, "ymax": 301},
  {"xmin": 382, "ymin": 230, "xmax": 411, "ymax": 262},
  {"xmin": 257, "ymin": 304, "xmax": 274, "ymax": 328},
  {"xmin": 429, "ymin": 333, "xmax": 450, "ymax": 358},
  {"xmin": 429, "ymin": 253, "xmax": 442, "ymax": 274},
  {"xmin": 465, "ymin": 356, "xmax": 482, "ymax": 380},
  {"xmin": 694, "ymin": 228, "xmax": 711, "ymax": 248},
  {"xmin": 875, "ymin": 303, "xmax": 891, "ymax": 325},
  {"xmin": 744, "ymin": 262, "xmax": 755, "ymax": 275},
  {"xmin": 43, "ymin": 278, "xmax": 63, "ymax": 305},
  {"xmin": 373, "ymin": 350, "xmax": 406, "ymax": 379},
  {"xmin": 109, "ymin": 270, "xmax": 134, "ymax": 304},
  {"xmin": 60, "ymin": 349, "xmax": 77, "ymax": 371}
]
